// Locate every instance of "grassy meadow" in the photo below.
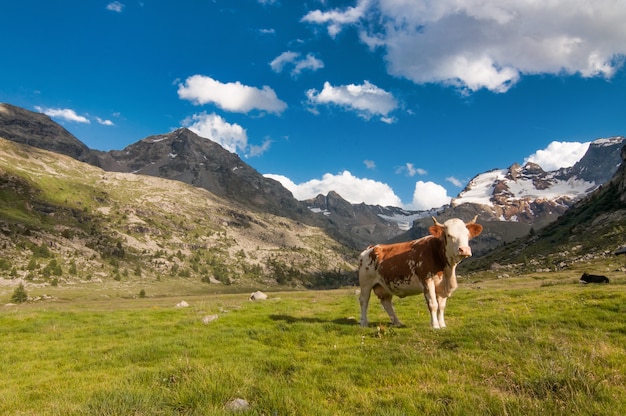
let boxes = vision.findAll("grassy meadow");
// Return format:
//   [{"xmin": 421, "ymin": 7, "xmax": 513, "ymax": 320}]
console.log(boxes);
[{"xmin": 2, "ymin": 265, "xmax": 626, "ymax": 415}]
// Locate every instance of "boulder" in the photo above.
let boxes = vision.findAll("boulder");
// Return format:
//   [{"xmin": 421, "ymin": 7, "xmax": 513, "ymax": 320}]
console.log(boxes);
[
  {"xmin": 249, "ymin": 291, "xmax": 268, "ymax": 301},
  {"xmin": 202, "ymin": 314, "xmax": 219, "ymax": 324},
  {"xmin": 224, "ymin": 398, "xmax": 250, "ymax": 412}
]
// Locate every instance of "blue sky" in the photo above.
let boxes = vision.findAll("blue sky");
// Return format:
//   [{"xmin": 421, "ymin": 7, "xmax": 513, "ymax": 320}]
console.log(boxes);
[{"xmin": 1, "ymin": 1, "xmax": 625, "ymax": 210}]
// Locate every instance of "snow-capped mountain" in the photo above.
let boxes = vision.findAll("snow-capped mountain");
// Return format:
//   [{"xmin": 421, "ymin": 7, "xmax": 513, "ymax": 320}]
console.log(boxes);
[
  {"xmin": 451, "ymin": 137, "xmax": 624, "ymax": 226},
  {"xmin": 395, "ymin": 136, "xmax": 625, "ymax": 255}
]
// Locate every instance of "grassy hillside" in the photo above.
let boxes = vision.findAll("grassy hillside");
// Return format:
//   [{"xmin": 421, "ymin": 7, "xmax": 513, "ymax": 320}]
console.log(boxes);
[
  {"xmin": 1, "ymin": 271, "xmax": 625, "ymax": 415},
  {"xmin": 0, "ymin": 138, "xmax": 357, "ymax": 290}
]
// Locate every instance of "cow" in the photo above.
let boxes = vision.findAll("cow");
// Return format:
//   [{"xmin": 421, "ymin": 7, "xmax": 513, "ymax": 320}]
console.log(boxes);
[
  {"xmin": 579, "ymin": 272, "xmax": 610, "ymax": 284},
  {"xmin": 358, "ymin": 216, "xmax": 483, "ymax": 329}
]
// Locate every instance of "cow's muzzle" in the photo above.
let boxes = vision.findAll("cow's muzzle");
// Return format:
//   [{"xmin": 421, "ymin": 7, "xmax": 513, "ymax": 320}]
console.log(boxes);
[{"xmin": 458, "ymin": 246, "xmax": 472, "ymax": 257}]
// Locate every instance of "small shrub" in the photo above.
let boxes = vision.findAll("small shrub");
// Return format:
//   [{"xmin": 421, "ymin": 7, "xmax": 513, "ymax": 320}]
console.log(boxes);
[
  {"xmin": 138, "ymin": 289, "xmax": 146, "ymax": 298},
  {"xmin": 11, "ymin": 283, "xmax": 28, "ymax": 303}
]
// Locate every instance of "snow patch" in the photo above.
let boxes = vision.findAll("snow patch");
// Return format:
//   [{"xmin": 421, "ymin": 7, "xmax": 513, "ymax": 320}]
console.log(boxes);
[
  {"xmin": 377, "ymin": 211, "xmax": 431, "ymax": 231},
  {"xmin": 309, "ymin": 207, "xmax": 330, "ymax": 216}
]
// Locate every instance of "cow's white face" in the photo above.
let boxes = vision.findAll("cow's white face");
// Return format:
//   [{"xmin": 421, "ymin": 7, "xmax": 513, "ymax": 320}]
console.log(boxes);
[{"xmin": 429, "ymin": 217, "xmax": 483, "ymax": 263}]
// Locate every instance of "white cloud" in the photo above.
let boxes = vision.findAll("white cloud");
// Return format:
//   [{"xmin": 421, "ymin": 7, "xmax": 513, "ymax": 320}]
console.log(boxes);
[
  {"xmin": 35, "ymin": 106, "xmax": 90, "ymax": 124},
  {"xmin": 265, "ymin": 171, "xmax": 403, "ymax": 207},
  {"xmin": 248, "ymin": 139, "xmax": 272, "ymax": 158},
  {"xmin": 106, "ymin": 2, "xmax": 125, "ymax": 13},
  {"xmin": 270, "ymin": 51, "xmax": 300, "ymax": 72},
  {"xmin": 407, "ymin": 181, "xmax": 452, "ymax": 211},
  {"xmin": 178, "ymin": 75, "xmax": 287, "ymax": 114},
  {"xmin": 446, "ymin": 176, "xmax": 464, "ymax": 187},
  {"xmin": 363, "ymin": 159, "xmax": 376, "ymax": 169},
  {"xmin": 524, "ymin": 141, "xmax": 590, "ymax": 171},
  {"xmin": 96, "ymin": 117, "xmax": 115, "ymax": 126},
  {"xmin": 306, "ymin": 80, "xmax": 398, "ymax": 121},
  {"xmin": 270, "ymin": 51, "xmax": 324, "ymax": 76},
  {"xmin": 182, "ymin": 112, "xmax": 248, "ymax": 154},
  {"xmin": 301, "ymin": 0, "xmax": 371, "ymax": 38},
  {"xmin": 294, "ymin": 54, "xmax": 325, "ymax": 75},
  {"xmin": 305, "ymin": 0, "xmax": 626, "ymax": 93},
  {"xmin": 396, "ymin": 163, "xmax": 426, "ymax": 177},
  {"xmin": 265, "ymin": 171, "xmax": 452, "ymax": 210}
]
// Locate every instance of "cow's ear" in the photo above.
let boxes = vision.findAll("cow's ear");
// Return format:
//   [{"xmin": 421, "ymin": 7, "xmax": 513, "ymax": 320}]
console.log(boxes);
[
  {"xmin": 467, "ymin": 224, "xmax": 483, "ymax": 238},
  {"xmin": 429, "ymin": 225, "xmax": 443, "ymax": 238}
]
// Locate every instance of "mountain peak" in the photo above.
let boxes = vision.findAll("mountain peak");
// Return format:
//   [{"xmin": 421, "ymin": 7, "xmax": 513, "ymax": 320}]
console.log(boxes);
[
  {"xmin": 0, "ymin": 102, "xmax": 94, "ymax": 163},
  {"xmin": 450, "ymin": 137, "xmax": 624, "ymax": 226}
]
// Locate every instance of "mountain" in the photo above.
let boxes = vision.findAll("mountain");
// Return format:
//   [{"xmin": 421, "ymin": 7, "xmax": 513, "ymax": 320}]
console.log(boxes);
[
  {"xmin": 0, "ymin": 137, "xmax": 356, "ymax": 288},
  {"xmin": 395, "ymin": 137, "xmax": 625, "ymax": 255},
  {"xmin": 0, "ymin": 103, "xmax": 99, "ymax": 165},
  {"xmin": 0, "ymin": 103, "xmax": 423, "ymax": 249},
  {"xmin": 1, "ymin": 103, "xmax": 623, "ymax": 254},
  {"xmin": 303, "ymin": 191, "xmax": 430, "ymax": 244},
  {"xmin": 452, "ymin": 137, "xmax": 624, "ymax": 227},
  {"xmin": 95, "ymin": 128, "xmax": 309, "ymax": 220},
  {"xmin": 462, "ymin": 142, "xmax": 626, "ymax": 272}
]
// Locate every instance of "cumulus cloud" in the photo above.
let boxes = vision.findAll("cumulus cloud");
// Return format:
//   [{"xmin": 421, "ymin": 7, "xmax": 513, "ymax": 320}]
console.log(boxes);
[
  {"xmin": 270, "ymin": 51, "xmax": 324, "ymax": 76},
  {"xmin": 524, "ymin": 141, "xmax": 590, "ymax": 171},
  {"xmin": 265, "ymin": 171, "xmax": 450, "ymax": 210},
  {"xmin": 265, "ymin": 171, "xmax": 403, "ymax": 207},
  {"xmin": 35, "ymin": 106, "xmax": 90, "ymax": 124},
  {"xmin": 106, "ymin": 2, "xmax": 125, "ymax": 12},
  {"xmin": 306, "ymin": 80, "xmax": 398, "ymax": 121},
  {"xmin": 178, "ymin": 75, "xmax": 287, "ymax": 114},
  {"xmin": 182, "ymin": 112, "xmax": 248, "ymax": 154},
  {"xmin": 305, "ymin": 0, "xmax": 626, "ymax": 93},
  {"xmin": 408, "ymin": 181, "xmax": 452, "ymax": 211}
]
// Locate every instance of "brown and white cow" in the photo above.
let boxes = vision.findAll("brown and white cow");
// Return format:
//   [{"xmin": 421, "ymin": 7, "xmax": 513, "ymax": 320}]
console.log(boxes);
[{"xmin": 358, "ymin": 216, "xmax": 483, "ymax": 329}]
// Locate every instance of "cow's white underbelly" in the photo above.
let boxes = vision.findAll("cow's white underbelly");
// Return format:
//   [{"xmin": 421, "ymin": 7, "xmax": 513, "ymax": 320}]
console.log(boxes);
[{"xmin": 382, "ymin": 275, "xmax": 425, "ymax": 298}]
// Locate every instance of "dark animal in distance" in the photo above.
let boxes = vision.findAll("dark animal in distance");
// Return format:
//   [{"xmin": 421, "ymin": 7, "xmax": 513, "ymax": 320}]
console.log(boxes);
[
  {"xmin": 579, "ymin": 272, "xmax": 610, "ymax": 284},
  {"xmin": 358, "ymin": 216, "xmax": 483, "ymax": 329}
]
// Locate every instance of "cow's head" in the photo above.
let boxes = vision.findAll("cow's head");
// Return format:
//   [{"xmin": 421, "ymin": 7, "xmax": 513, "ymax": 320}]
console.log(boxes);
[{"xmin": 429, "ymin": 216, "xmax": 483, "ymax": 262}]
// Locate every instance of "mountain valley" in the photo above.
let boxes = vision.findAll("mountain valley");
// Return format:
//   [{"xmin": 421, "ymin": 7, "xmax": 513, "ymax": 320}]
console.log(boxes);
[{"xmin": 1, "ymin": 102, "xmax": 626, "ymax": 290}]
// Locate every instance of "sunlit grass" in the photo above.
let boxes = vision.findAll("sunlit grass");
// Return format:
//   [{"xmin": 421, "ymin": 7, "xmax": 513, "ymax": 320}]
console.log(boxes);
[{"xmin": 1, "ymin": 277, "xmax": 626, "ymax": 415}]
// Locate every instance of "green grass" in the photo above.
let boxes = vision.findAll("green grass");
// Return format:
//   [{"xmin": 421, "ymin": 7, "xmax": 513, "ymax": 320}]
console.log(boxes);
[{"xmin": 1, "ymin": 276, "xmax": 626, "ymax": 415}]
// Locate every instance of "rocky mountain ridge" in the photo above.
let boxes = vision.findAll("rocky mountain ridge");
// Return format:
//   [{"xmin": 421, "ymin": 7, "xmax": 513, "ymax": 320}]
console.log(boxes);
[
  {"xmin": 304, "ymin": 190, "xmax": 430, "ymax": 243},
  {"xmin": 451, "ymin": 137, "xmax": 624, "ymax": 227},
  {"xmin": 1, "ymin": 102, "xmax": 623, "ymax": 254},
  {"xmin": 0, "ymin": 137, "xmax": 356, "ymax": 288},
  {"xmin": 0, "ymin": 103, "xmax": 418, "ymax": 249}
]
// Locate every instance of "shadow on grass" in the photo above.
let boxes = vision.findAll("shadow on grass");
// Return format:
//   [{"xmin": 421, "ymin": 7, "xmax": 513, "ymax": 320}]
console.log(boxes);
[{"xmin": 269, "ymin": 314, "xmax": 358, "ymax": 326}]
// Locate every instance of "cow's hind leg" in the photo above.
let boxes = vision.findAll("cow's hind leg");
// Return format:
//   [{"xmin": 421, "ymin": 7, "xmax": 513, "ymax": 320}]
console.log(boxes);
[{"xmin": 374, "ymin": 284, "xmax": 403, "ymax": 326}]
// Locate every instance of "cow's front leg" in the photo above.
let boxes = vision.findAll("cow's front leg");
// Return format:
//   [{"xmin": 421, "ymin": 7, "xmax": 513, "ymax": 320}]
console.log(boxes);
[
  {"xmin": 424, "ymin": 280, "xmax": 440, "ymax": 329},
  {"xmin": 436, "ymin": 295, "xmax": 448, "ymax": 328},
  {"xmin": 359, "ymin": 286, "xmax": 372, "ymax": 327}
]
